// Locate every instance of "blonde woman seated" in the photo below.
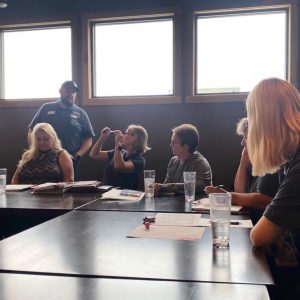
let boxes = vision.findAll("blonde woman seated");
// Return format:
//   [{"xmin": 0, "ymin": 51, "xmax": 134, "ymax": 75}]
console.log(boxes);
[
  {"xmin": 245, "ymin": 78, "xmax": 300, "ymax": 249},
  {"xmin": 205, "ymin": 118, "xmax": 279, "ymax": 224},
  {"xmin": 12, "ymin": 123, "xmax": 74, "ymax": 184},
  {"xmin": 90, "ymin": 125, "xmax": 150, "ymax": 190}
]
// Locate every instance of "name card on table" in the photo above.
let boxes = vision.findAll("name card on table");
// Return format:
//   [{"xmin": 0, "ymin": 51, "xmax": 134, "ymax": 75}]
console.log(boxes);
[{"xmin": 101, "ymin": 188, "xmax": 144, "ymax": 201}]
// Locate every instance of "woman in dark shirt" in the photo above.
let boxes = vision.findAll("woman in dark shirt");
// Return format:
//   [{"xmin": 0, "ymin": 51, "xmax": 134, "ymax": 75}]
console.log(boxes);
[
  {"xmin": 90, "ymin": 124, "xmax": 150, "ymax": 190},
  {"xmin": 12, "ymin": 123, "xmax": 73, "ymax": 184},
  {"xmin": 246, "ymin": 78, "xmax": 300, "ymax": 247}
]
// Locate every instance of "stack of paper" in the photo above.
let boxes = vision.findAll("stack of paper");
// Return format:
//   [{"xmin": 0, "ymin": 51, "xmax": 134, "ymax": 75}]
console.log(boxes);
[
  {"xmin": 31, "ymin": 183, "xmax": 64, "ymax": 194},
  {"xmin": 154, "ymin": 213, "xmax": 203, "ymax": 226},
  {"xmin": 31, "ymin": 181, "xmax": 102, "ymax": 194},
  {"xmin": 128, "ymin": 225, "xmax": 204, "ymax": 241},
  {"xmin": 5, "ymin": 184, "xmax": 34, "ymax": 192},
  {"xmin": 192, "ymin": 198, "xmax": 243, "ymax": 213},
  {"xmin": 128, "ymin": 213, "xmax": 205, "ymax": 241},
  {"xmin": 63, "ymin": 181, "xmax": 103, "ymax": 193},
  {"xmin": 127, "ymin": 213, "xmax": 252, "ymax": 241}
]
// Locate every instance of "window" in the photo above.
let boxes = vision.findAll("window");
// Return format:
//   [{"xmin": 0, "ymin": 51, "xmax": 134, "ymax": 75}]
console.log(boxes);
[
  {"xmin": 82, "ymin": 11, "xmax": 181, "ymax": 105},
  {"xmin": 94, "ymin": 19, "xmax": 173, "ymax": 97},
  {"xmin": 186, "ymin": 5, "xmax": 294, "ymax": 102},
  {"xmin": 0, "ymin": 22, "xmax": 72, "ymax": 100}
]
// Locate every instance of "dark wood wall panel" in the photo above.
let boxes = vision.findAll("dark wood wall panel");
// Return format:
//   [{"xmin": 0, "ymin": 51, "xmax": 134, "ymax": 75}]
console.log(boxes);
[{"xmin": 0, "ymin": 0, "xmax": 298, "ymax": 187}]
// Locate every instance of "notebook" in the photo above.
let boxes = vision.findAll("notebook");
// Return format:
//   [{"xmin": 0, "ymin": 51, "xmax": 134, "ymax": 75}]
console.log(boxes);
[
  {"xmin": 31, "ymin": 181, "xmax": 104, "ymax": 194},
  {"xmin": 192, "ymin": 197, "xmax": 243, "ymax": 212}
]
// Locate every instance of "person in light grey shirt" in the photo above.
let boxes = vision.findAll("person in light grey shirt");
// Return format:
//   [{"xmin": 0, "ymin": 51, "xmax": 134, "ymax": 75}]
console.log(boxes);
[{"xmin": 155, "ymin": 124, "xmax": 212, "ymax": 194}]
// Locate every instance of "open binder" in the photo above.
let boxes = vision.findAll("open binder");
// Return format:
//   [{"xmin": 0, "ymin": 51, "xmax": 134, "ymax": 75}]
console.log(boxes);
[{"xmin": 31, "ymin": 181, "xmax": 108, "ymax": 194}]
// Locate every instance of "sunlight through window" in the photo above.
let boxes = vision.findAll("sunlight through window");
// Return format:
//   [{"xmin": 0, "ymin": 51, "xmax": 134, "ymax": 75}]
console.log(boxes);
[
  {"xmin": 3, "ymin": 26, "xmax": 72, "ymax": 99},
  {"xmin": 93, "ymin": 19, "xmax": 173, "ymax": 97},
  {"xmin": 196, "ymin": 10, "xmax": 287, "ymax": 94}
]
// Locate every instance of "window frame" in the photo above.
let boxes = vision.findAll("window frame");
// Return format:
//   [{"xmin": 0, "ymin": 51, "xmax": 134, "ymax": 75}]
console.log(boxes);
[
  {"xmin": 185, "ymin": 4, "xmax": 298, "ymax": 103},
  {"xmin": 0, "ymin": 17, "xmax": 77, "ymax": 108},
  {"xmin": 82, "ymin": 9, "xmax": 181, "ymax": 106}
]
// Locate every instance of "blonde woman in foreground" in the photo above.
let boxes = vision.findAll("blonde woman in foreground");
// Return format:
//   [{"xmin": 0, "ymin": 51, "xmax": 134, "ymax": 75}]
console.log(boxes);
[
  {"xmin": 246, "ymin": 78, "xmax": 300, "ymax": 248},
  {"xmin": 12, "ymin": 123, "xmax": 73, "ymax": 184}
]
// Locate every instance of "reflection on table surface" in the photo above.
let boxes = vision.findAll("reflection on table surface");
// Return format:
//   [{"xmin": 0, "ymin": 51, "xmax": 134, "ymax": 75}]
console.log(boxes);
[{"xmin": 0, "ymin": 210, "xmax": 273, "ymax": 285}]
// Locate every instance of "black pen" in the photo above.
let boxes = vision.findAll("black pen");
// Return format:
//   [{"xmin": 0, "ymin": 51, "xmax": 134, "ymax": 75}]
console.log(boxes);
[{"xmin": 230, "ymin": 221, "xmax": 240, "ymax": 225}]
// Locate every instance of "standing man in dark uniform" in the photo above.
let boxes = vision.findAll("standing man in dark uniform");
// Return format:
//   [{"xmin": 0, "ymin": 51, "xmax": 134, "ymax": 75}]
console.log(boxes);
[{"xmin": 28, "ymin": 81, "xmax": 95, "ymax": 180}]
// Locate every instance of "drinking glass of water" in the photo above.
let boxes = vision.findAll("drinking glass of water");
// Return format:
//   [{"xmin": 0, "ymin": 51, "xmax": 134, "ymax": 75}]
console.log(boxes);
[
  {"xmin": 144, "ymin": 170, "xmax": 155, "ymax": 199},
  {"xmin": 183, "ymin": 171, "xmax": 196, "ymax": 202},
  {"xmin": 209, "ymin": 193, "xmax": 231, "ymax": 248},
  {"xmin": 0, "ymin": 168, "xmax": 7, "ymax": 194}
]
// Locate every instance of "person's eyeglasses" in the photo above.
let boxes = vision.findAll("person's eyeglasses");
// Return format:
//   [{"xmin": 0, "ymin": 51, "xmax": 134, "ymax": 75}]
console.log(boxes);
[{"xmin": 170, "ymin": 139, "xmax": 181, "ymax": 145}]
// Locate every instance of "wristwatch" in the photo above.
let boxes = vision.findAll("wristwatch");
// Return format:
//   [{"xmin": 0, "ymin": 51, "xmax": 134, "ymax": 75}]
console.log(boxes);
[{"xmin": 74, "ymin": 153, "xmax": 81, "ymax": 160}]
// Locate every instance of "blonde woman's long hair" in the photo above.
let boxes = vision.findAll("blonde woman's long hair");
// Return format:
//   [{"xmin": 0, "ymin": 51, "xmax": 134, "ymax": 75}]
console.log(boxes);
[
  {"xmin": 128, "ymin": 124, "xmax": 151, "ymax": 154},
  {"xmin": 246, "ymin": 78, "xmax": 300, "ymax": 176},
  {"xmin": 18, "ymin": 123, "xmax": 64, "ymax": 167}
]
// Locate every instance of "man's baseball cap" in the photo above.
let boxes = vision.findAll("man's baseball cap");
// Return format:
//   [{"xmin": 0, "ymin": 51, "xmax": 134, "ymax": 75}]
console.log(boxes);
[{"xmin": 61, "ymin": 81, "xmax": 79, "ymax": 92}]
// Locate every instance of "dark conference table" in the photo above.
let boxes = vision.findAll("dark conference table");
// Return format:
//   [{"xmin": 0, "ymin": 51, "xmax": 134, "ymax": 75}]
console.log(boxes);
[
  {"xmin": 1, "ymin": 191, "xmax": 247, "ymax": 215},
  {"xmin": 0, "ymin": 191, "xmax": 192, "ymax": 214},
  {"xmin": 0, "ymin": 210, "xmax": 273, "ymax": 285},
  {"xmin": 78, "ymin": 193, "xmax": 250, "ymax": 214},
  {"xmin": 0, "ymin": 190, "xmax": 99, "ymax": 238},
  {"xmin": 0, "ymin": 273, "xmax": 270, "ymax": 300},
  {"xmin": 0, "ymin": 191, "xmax": 99, "ymax": 215},
  {"xmin": 79, "ymin": 193, "xmax": 196, "ymax": 212}
]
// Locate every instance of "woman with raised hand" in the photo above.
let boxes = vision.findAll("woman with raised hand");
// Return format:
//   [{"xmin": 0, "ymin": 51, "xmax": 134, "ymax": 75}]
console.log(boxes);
[
  {"xmin": 90, "ymin": 124, "xmax": 150, "ymax": 190},
  {"xmin": 12, "ymin": 123, "xmax": 73, "ymax": 184}
]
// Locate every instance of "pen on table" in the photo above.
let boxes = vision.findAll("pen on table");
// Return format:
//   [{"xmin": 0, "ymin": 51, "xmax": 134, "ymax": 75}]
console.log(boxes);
[{"xmin": 230, "ymin": 221, "xmax": 240, "ymax": 225}]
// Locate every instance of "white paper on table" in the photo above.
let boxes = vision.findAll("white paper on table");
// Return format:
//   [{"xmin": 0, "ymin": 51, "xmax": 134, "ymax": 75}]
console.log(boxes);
[
  {"xmin": 101, "ymin": 188, "xmax": 144, "ymax": 201},
  {"xmin": 65, "ymin": 181, "xmax": 98, "ymax": 187},
  {"xmin": 198, "ymin": 218, "xmax": 253, "ymax": 228},
  {"xmin": 154, "ymin": 213, "xmax": 202, "ymax": 227},
  {"xmin": 128, "ymin": 225, "xmax": 205, "ymax": 241},
  {"xmin": 192, "ymin": 198, "xmax": 243, "ymax": 212},
  {"xmin": 5, "ymin": 184, "xmax": 34, "ymax": 191}
]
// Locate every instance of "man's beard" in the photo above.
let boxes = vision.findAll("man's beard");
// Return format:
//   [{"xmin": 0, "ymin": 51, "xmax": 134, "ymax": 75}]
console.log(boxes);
[{"xmin": 61, "ymin": 97, "xmax": 73, "ymax": 108}]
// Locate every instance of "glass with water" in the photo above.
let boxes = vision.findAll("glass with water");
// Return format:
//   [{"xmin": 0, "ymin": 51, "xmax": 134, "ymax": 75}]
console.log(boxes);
[
  {"xmin": 183, "ymin": 171, "xmax": 196, "ymax": 202},
  {"xmin": 144, "ymin": 170, "xmax": 155, "ymax": 198},
  {"xmin": 209, "ymin": 193, "xmax": 231, "ymax": 248},
  {"xmin": 0, "ymin": 168, "xmax": 7, "ymax": 194}
]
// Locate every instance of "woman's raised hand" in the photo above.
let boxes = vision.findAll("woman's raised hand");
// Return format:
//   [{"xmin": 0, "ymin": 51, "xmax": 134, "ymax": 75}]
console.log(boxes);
[
  {"xmin": 100, "ymin": 127, "xmax": 111, "ymax": 139},
  {"xmin": 241, "ymin": 147, "xmax": 251, "ymax": 170},
  {"xmin": 113, "ymin": 130, "xmax": 124, "ymax": 146}
]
